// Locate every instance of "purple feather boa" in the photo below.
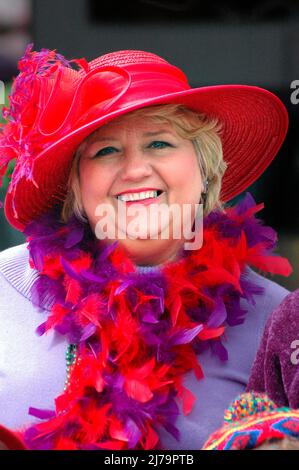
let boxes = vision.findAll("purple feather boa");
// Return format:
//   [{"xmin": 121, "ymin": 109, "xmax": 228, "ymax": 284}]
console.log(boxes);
[{"xmin": 19, "ymin": 191, "xmax": 292, "ymax": 450}]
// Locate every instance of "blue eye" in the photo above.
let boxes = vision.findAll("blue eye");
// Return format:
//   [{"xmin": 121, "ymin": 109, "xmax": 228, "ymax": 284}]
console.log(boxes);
[
  {"xmin": 94, "ymin": 146, "xmax": 117, "ymax": 157},
  {"xmin": 149, "ymin": 141, "xmax": 171, "ymax": 149}
]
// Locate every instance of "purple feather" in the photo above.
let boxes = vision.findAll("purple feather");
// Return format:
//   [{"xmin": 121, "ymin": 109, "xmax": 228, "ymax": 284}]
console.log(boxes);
[
  {"xmin": 125, "ymin": 418, "xmax": 142, "ymax": 449},
  {"xmin": 29, "ymin": 246, "xmax": 44, "ymax": 271},
  {"xmin": 207, "ymin": 297, "xmax": 227, "ymax": 328},
  {"xmin": 115, "ymin": 279, "xmax": 134, "ymax": 295},
  {"xmin": 31, "ymin": 276, "xmax": 65, "ymax": 310},
  {"xmin": 60, "ymin": 256, "xmax": 83, "ymax": 281},
  {"xmin": 64, "ymin": 225, "xmax": 85, "ymax": 249},
  {"xmin": 163, "ymin": 423, "xmax": 180, "ymax": 441},
  {"xmin": 169, "ymin": 325, "xmax": 203, "ymax": 346},
  {"xmin": 240, "ymin": 273, "xmax": 265, "ymax": 305},
  {"xmin": 96, "ymin": 239, "xmax": 119, "ymax": 262},
  {"xmin": 234, "ymin": 191, "xmax": 256, "ymax": 215},
  {"xmin": 226, "ymin": 301, "xmax": 247, "ymax": 326},
  {"xmin": 141, "ymin": 309, "xmax": 160, "ymax": 324},
  {"xmin": 79, "ymin": 323, "xmax": 97, "ymax": 342},
  {"xmin": 24, "ymin": 426, "xmax": 54, "ymax": 450},
  {"xmin": 28, "ymin": 407, "xmax": 56, "ymax": 419},
  {"xmin": 35, "ymin": 322, "xmax": 46, "ymax": 336},
  {"xmin": 81, "ymin": 270, "xmax": 107, "ymax": 283},
  {"xmin": 211, "ymin": 339, "xmax": 228, "ymax": 361}
]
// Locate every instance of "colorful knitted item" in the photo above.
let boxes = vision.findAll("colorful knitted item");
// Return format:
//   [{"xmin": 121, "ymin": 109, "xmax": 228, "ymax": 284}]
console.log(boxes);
[{"xmin": 202, "ymin": 392, "xmax": 299, "ymax": 450}]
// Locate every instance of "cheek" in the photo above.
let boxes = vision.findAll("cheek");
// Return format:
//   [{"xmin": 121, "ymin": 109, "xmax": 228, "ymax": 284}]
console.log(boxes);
[
  {"xmin": 79, "ymin": 163, "xmax": 110, "ymax": 201},
  {"xmin": 169, "ymin": 152, "xmax": 202, "ymax": 190}
]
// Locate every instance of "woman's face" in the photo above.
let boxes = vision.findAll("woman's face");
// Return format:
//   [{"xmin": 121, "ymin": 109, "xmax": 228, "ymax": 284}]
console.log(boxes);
[{"xmin": 79, "ymin": 113, "xmax": 203, "ymax": 266}]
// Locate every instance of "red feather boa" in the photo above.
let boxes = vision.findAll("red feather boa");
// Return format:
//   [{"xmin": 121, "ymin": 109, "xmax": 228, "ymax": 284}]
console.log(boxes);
[{"xmin": 17, "ymin": 194, "xmax": 292, "ymax": 450}]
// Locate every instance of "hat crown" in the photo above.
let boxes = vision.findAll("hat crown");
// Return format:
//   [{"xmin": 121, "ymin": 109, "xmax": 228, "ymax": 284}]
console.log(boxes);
[{"xmin": 88, "ymin": 49, "xmax": 170, "ymax": 70}]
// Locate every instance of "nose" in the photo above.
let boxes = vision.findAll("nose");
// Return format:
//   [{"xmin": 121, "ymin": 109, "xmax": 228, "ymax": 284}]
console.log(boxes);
[{"xmin": 119, "ymin": 147, "xmax": 153, "ymax": 182}]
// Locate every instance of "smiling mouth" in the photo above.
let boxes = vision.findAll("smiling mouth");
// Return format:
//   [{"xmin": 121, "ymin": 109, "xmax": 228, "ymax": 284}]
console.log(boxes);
[{"xmin": 115, "ymin": 190, "xmax": 165, "ymax": 204}]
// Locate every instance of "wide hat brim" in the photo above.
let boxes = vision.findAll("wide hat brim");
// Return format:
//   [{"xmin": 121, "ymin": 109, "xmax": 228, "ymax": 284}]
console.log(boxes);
[{"xmin": 4, "ymin": 79, "xmax": 288, "ymax": 232}]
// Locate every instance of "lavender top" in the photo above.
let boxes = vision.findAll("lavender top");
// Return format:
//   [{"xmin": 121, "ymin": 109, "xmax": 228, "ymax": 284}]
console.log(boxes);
[
  {"xmin": 247, "ymin": 288, "xmax": 299, "ymax": 408},
  {"xmin": 0, "ymin": 243, "xmax": 290, "ymax": 449}
]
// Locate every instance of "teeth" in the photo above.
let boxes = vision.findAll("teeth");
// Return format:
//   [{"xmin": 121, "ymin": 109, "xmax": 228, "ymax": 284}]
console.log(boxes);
[{"xmin": 118, "ymin": 190, "xmax": 159, "ymax": 201}]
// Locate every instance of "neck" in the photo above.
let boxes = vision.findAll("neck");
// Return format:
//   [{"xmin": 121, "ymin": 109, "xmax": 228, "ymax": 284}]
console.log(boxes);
[{"xmin": 124, "ymin": 239, "xmax": 184, "ymax": 267}]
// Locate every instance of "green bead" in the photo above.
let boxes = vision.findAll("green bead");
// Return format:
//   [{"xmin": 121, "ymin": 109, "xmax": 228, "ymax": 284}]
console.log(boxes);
[{"xmin": 64, "ymin": 343, "xmax": 78, "ymax": 391}]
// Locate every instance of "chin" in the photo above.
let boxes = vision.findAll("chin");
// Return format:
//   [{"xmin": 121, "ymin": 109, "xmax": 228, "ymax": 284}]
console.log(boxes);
[{"xmin": 118, "ymin": 237, "xmax": 181, "ymax": 266}]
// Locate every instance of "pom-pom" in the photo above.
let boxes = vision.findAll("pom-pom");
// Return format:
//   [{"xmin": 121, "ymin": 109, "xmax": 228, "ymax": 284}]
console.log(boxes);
[{"xmin": 224, "ymin": 391, "xmax": 277, "ymax": 423}]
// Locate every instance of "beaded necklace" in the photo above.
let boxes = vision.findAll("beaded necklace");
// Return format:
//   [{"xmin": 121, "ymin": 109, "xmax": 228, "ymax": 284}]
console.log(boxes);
[{"xmin": 64, "ymin": 344, "xmax": 77, "ymax": 391}]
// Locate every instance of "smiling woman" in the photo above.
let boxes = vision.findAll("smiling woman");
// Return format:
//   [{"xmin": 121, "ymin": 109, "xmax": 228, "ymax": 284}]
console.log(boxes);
[
  {"xmin": 61, "ymin": 104, "xmax": 225, "ymax": 226},
  {"xmin": 0, "ymin": 45, "xmax": 293, "ymax": 450},
  {"xmin": 60, "ymin": 104, "xmax": 225, "ymax": 266}
]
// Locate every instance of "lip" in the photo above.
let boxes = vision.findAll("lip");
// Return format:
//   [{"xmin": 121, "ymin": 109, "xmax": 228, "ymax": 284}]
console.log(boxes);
[{"xmin": 115, "ymin": 187, "xmax": 163, "ymax": 197}]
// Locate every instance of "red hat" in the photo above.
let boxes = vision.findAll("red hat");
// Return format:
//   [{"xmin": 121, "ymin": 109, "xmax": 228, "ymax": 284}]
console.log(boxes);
[{"xmin": 0, "ymin": 44, "xmax": 288, "ymax": 232}]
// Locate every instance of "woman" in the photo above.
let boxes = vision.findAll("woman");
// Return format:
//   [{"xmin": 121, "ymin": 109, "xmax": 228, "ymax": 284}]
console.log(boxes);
[{"xmin": 0, "ymin": 44, "xmax": 292, "ymax": 450}]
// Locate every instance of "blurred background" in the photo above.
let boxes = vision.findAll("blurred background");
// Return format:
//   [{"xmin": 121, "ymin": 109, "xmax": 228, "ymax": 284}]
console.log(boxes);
[{"xmin": 0, "ymin": 0, "xmax": 298, "ymax": 289}]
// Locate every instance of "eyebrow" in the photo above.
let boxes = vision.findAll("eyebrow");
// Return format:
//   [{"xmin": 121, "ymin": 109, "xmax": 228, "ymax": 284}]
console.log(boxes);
[
  {"xmin": 142, "ymin": 130, "xmax": 174, "ymax": 137},
  {"xmin": 89, "ymin": 130, "xmax": 174, "ymax": 143}
]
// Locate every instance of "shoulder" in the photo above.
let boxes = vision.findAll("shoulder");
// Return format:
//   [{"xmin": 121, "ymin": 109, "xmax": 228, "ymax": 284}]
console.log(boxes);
[
  {"xmin": 243, "ymin": 266, "xmax": 290, "ymax": 309},
  {"xmin": 241, "ymin": 266, "xmax": 290, "ymax": 328},
  {"xmin": 235, "ymin": 267, "xmax": 290, "ymax": 357},
  {"xmin": 0, "ymin": 241, "xmax": 30, "ymax": 266},
  {"xmin": 0, "ymin": 242, "xmax": 39, "ymax": 302},
  {"xmin": 0, "ymin": 245, "xmax": 68, "ymax": 429}
]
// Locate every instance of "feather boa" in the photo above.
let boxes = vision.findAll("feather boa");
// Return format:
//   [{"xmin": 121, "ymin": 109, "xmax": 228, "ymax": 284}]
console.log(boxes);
[{"xmin": 18, "ymin": 192, "xmax": 291, "ymax": 450}]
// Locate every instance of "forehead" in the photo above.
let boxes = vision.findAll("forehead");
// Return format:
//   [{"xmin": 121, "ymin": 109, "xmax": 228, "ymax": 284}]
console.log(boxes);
[{"xmin": 82, "ymin": 114, "xmax": 176, "ymax": 145}]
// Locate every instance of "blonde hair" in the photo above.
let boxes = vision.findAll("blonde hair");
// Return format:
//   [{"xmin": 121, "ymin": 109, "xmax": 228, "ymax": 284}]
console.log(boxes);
[{"xmin": 60, "ymin": 104, "xmax": 227, "ymax": 224}]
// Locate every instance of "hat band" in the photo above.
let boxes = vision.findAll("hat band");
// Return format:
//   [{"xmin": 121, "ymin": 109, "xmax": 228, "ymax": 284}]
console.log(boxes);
[
  {"xmin": 111, "ymin": 62, "xmax": 191, "ymax": 108},
  {"xmin": 71, "ymin": 63, "xmax": 192, "ymax": 130},
  {"xmin": 37, "ymin": 62, "xmax": 191, "ymax": 138}
]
